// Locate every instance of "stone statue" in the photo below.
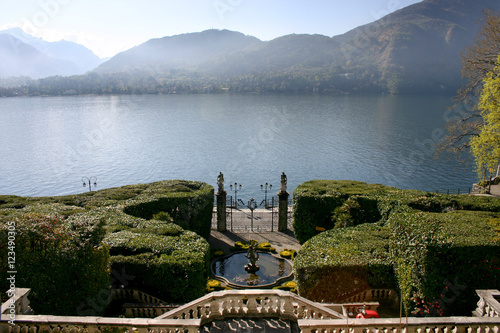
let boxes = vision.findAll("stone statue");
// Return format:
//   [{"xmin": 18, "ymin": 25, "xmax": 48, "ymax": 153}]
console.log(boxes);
[
  {"xmin": 280, "ymin": 172, "xmax": 287, "ymax": 192},
  {"xmin": 245, "ymin": 240, "xmax": 260, "ymax": 273},
  {"xmin": 217, "ymin": 172, "xmax": 224, "ymax": 193}
]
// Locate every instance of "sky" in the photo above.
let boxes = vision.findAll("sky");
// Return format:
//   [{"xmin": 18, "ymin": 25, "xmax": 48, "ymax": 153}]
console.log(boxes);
[{"xmin": 0, "ymin": 0, "xmax": 422, "ymax": 58}]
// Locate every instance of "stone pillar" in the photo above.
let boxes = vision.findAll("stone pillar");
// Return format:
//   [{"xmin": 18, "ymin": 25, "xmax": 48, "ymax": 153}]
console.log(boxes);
[
  {"xmin": 216, "ymin": 190, "xmax": 227, "ymax": 232},
  {"xmin": 278, "ymin": 190, "xmax": 289, "ymax": 232}
]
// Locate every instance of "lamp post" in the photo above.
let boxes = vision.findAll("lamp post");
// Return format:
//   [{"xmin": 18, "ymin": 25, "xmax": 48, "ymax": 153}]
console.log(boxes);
[
  {"xmin": 230, "ymin": 183, "xmax": 242, "ymax": 209},
  {"xmin": 260, "ymin": 182, "xmax": 272, "ymax": 208},
  {"xmin": 82, "ymin": 176, "xmax": 97, "ymax": 192}
]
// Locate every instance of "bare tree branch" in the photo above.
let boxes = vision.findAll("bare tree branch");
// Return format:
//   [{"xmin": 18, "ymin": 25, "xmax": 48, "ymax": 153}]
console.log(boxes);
[{"xmin": 437, "ymin": 11, "xmax": 500, "ymax": 159}]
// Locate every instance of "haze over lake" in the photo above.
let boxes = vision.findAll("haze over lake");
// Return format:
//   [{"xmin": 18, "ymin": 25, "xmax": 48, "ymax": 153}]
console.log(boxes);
[{"xmin": 0, "ymin": 94, "xmax": 475, "ymax": 200}]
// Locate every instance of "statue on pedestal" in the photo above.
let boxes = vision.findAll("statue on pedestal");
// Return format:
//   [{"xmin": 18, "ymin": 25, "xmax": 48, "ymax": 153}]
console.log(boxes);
[
  {"xmin": 245, "ymin": 240, "xmax": 260, "ymax": 273},
  {"xmin": 280, "ymin": 172, "xmax": 287, "ymax": 193},
  {"xmin": 217, "ymin": 172, "xmax": 224, "ymax": 193}
]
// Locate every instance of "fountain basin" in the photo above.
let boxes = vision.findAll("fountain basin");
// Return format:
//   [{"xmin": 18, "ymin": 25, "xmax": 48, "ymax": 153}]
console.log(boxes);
[{"xmin": 211, "ymin": 252, "xmax": 293, "ymax": 288}]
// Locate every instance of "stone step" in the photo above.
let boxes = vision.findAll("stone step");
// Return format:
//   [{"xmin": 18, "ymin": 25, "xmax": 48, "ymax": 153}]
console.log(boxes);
[{"xmin": 202, "ymin": 318, "xmax": 299, "ymax": 333}]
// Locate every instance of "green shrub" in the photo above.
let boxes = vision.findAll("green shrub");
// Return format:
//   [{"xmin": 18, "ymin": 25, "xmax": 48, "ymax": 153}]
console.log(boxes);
[
  {"xmin": 293, "ymin": 180, "xmax": 393, "ymax": 243},
  {"xmin": 0, "ymin": 180, "xmax": 214, "ymax": 313},
  {"xmin": 123, "ymin": 181, "xmax": 213, "ymax": 239},
  {"xmin": 104, "ymin": 229, "xmax": 210, "ymax": 302},
  {"xmin": 292, "ymin": 179, "xmax": 500, "ymax": 315},
  {"xmin": 294, "ymin": 223, "xmax": 395, "ymax": 302},
  {"xmin": 388, "ymin": 210, "xmax": 500, "ymax": 316},
  {"xmin": 0, "ymin": 211, "xmax": 109, "ymax": 316}
]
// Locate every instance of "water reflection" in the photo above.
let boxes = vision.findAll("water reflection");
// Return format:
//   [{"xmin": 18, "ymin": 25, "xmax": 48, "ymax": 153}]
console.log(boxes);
[{"xmin": 212, "ymin": 252, "xmax": 292, "ymax": 287}]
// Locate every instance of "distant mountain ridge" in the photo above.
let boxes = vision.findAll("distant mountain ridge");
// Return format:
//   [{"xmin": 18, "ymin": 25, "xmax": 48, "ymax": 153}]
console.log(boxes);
[
  {"xmin": 1, "ymin": 0, "xmax": 499, "ymax": 94},
  {"xmin": 94, "ymin": 29, "xmax": 263, "ymax": 74},
  {"xmin": 0, "ymin": 28, "xmax": 102, "ymax": 79},
  {"xmin": 92, "ymin": 0, "xmax": 500, "ymax": 94},
  {"xmin": 0, "ymin": 34, "xmax": 78, "ymax": 79}
]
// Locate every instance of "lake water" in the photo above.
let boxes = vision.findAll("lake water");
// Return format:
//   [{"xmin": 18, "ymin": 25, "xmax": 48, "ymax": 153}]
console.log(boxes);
[{"xmin": 0, "ymin": 93, "xmax": 476, "ymax": 201}]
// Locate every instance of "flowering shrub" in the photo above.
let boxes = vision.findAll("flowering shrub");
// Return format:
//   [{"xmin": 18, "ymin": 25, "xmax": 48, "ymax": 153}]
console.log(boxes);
[
  {"xmin": 0, "ymin": 211, "xmax": 109, "ymax": 316},
  {"xmin": 279, "ymin": 249, "xmax": 297, "ymax": 259}
]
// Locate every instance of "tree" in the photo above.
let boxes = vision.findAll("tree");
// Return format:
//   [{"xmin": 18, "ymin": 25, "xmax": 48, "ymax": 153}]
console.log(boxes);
[
  {"xmin": 438, "ymin": 11, "xmax": 500, "ymax": 157},
  {"xmin": 470, "ymin": 55, "xmax": 500, "ymax": 180}
]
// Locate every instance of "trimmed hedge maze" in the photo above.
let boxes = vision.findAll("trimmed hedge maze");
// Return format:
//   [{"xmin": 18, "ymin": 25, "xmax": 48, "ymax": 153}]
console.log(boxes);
[
  {"xmin": 293, "ymin": 180, "xmax": 500, "ymax": 316},
  {"xmin": 0, "ymin": 180, "xmax": 213, "ymax": 315}
]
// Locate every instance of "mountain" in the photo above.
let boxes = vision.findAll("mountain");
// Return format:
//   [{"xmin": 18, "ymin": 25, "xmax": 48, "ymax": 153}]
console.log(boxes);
[
  {"xmin": 94, "ymin": 29, "xmax": 263, "ymax": 74},
  {"xmin": 332, "ymin": 0, "xmax": 500, "ymax": 93},
  {"xmin": 0, "ymin": 28, "xmax": 103, "ymax": 78},
  {"xmin": 0, "ymin": 34, "xmax": 80, "ymax": 79},
  {"xmin": 93, "ymin": 0, "xmax": 500, "ymax": 94}
]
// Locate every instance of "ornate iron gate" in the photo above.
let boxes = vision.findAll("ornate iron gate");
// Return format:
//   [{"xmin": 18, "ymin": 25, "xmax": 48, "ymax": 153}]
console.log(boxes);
[{"xmin": 213, "ymin": 172, "xmax": 292, "ymax": 232}]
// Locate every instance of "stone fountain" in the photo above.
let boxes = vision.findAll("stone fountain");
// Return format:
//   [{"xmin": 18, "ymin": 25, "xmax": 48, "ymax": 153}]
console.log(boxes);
[{"xmin": 211, "ymin": 240, "xmax": 292, "ymax": 288}]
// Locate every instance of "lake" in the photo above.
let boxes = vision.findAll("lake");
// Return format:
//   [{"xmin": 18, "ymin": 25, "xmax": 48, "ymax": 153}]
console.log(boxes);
[{"xmin": 0, "ymin": 93, "xmax": 476, "ymax": 201}]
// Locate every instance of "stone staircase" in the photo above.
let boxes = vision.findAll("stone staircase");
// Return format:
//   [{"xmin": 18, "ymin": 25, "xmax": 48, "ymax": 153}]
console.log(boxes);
[{"xmin": 201, "ymin": 318, "xmax": 299, "ymax": 333}]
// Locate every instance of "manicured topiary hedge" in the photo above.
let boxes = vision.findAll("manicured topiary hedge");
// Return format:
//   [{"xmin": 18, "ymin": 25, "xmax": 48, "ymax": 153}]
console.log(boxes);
[
  {"xmin": 294, "ymin": 223, "xmax": 395, "ymax": 302},
  {"xmin": 388, "ymin": 209, "xmax": 500, "ymax": 316},
  {"xmin": 104, "ymin": 228, "xmax": 210, "ymax": 302},
  {"xmin": 0, "ymin": 209, "xmax": 109, "ymax": 316},
  {"xmin": 0, "ymin": 180, "xmax": 214, "ymax": 313},
  {"xmin": 123, "ymin": 180, "xmax": 213, "ymax": 239},
  {"xmin": 292, "ymin": 180, "xmax": 394, "ymax": 243},
  {"xmin": 293, "ymin": 180, "xmax": 500, "ymax": 316}
]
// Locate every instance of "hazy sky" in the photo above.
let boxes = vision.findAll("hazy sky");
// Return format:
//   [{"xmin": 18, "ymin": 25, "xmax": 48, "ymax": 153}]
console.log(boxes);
[{"xmin": 1, "ymin": 0, "xmax": 422, "ymax": 58}]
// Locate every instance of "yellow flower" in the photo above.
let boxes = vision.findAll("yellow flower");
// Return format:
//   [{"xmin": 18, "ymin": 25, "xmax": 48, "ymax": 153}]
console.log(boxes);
[{"xmin": 207, "ymin": 279, "xmax": 221, "ymax": 288}]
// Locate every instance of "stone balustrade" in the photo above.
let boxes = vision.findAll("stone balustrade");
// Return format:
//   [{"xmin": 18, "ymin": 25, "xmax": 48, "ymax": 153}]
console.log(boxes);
[
  {"xmin": 123, "ymin": 303, "xmax": 177, "ymax": 318},
  {"xmin": 111, "ymin": 288, "xmax": 168, "ymax": 305},
  {"xmin": 298, "ymin": 316, "xmax": 500, "ymax": 333},
  {"xmin": 0, "ymin": 288, "xmax": 33, "ymax": 320},
  {"xmin": 343, "ymin": 288, "xmax": 396, "ymax": 303},
  {"xmin": 1, "ymin": 316, "xmax": 201, "ymax": 333},
  {"xmin": 157, "ymin": 289, "xmax": 345, "ymax": 323},
  {"xmin": 2, "ymin": 289, "xmax": 500, "ymax": 333},
  {"xmin": 474, "ymin": 290, "xmax": 500, "ymax": 318}
]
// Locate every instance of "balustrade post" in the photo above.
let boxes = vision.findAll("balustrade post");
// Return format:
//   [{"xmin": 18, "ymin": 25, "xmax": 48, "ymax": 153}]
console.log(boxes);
[
  {"xmin": 282, "ymin": 296, "xmax": 295, "ymax": 320},
  {"xmin": 247, "ymin": 296, "xmax": 259, "ymax": 315},
  {"xmin": 209, "ymin": 297, "xmax": 220, "ymax": 319}
]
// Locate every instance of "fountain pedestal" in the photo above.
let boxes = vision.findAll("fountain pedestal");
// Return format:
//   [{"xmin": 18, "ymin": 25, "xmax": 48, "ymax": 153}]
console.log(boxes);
[{"xmin": 244, "ymin": 263, "xmax": 260, "ymax": 273}]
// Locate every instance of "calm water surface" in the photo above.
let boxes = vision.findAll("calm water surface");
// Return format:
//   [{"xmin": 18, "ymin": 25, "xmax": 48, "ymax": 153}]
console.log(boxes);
[{"xmin": 0, "ymin": 94, "xmax": 476, "ymax": 199}]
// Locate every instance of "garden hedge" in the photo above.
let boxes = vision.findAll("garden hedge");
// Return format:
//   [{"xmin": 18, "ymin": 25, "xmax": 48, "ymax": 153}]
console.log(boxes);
[
  {"xmin": 0, "ymin": 208, "xmax": 109, "ymax": 316},
  {"xmin": 122, "ymin": 181, "xmax": 213, "ymax": 239},
  {"xmin": 293, "ymin": 180, "xmax": 500, "ymax": 316},
  {"xmin": 294, "ymin": 223, "xmax": 394, "ymax": 302},
  {"xmin": 0, "ymin": 180, "xmax": 214, "ymax": 314},
  {"xmin": 388, "ymin": 209, "xmax": 500, "ymax": 316},
  {"xmin": 292, "ymin": 180, "xmax": 395, "ymax": 243},
  {"xmin": 104, "ymin": 228, "xmax": 210, "ymax": 302}
]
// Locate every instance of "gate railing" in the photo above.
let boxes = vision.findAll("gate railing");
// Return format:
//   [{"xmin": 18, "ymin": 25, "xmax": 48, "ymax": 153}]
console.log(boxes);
[{"xmin": 213, "ymin": 195, "xmax": 291, "ymax": 232}]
